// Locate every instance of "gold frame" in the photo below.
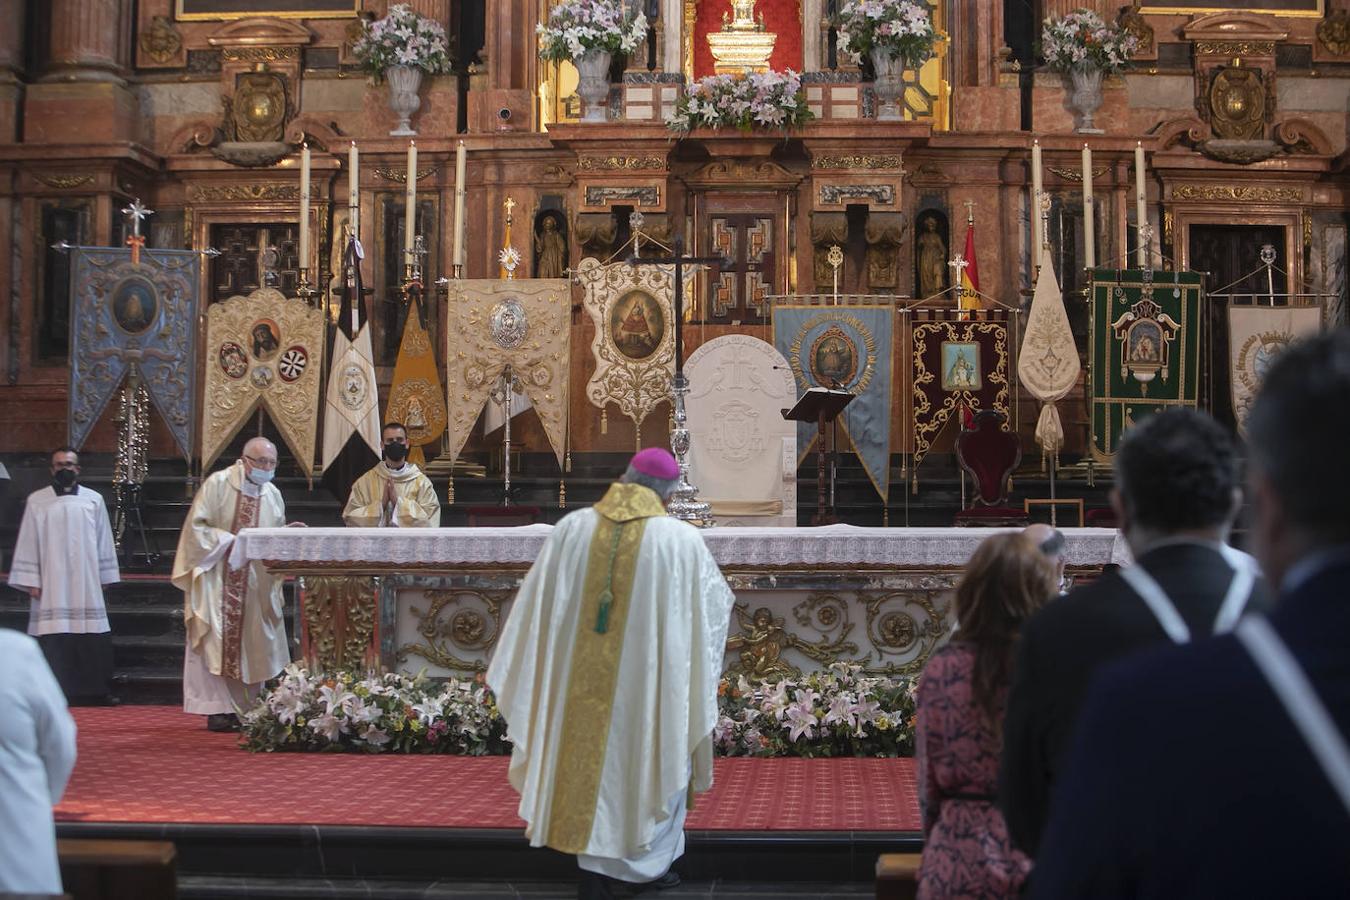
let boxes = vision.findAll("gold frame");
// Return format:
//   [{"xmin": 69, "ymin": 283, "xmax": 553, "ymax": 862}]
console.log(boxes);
[
  {"xmin": 1138, "ymin": 0, "xmax": 1323, "ymax": 18},
  {"xmin": 174, "ymin": 0, "xmax": 360, "ymax": 21}
]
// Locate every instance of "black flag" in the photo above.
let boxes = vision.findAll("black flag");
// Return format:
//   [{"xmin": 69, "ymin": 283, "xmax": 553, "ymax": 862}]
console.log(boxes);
[{"xmin": 320, "ymin": 237, "xmax": 381, "ymax": 506}]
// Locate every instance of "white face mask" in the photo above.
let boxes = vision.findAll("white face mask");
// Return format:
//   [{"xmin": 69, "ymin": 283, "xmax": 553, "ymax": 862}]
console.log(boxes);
[{"xmin": 246, "ymin": 466, "xmax": 275, "ymax": 486}]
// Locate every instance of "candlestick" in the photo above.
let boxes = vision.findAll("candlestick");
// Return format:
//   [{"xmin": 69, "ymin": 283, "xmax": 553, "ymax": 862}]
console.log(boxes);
[
  {"xmin": 298, "ymin": 143, "xmax": 311, "ymax": 271},
  {"xmin": 1031, "ymin": 139, "xmax": 1044, "ymax": 258},
  {"xmin": 348, "ymin": 141, "xmax": 360, "ymax": 241},
  {"xmin": 404, "ymin": 141, "xmax": 417, "ymax": 260},
  {"xmin": 1082, "ymin": 142, "xmax": 1095, "ymax": 269},
  {"xmin": 452, "ymin": 140, "xmax": 467, "ymax": 276},
  {"xmin": 1134, "ymin": 141, "xmax": 1148, "ymax": 267}
]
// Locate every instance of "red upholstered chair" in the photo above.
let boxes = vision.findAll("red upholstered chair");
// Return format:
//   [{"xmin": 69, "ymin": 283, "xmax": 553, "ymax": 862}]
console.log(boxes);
[
  {"xmin": 1086, "ymin": 507, "xmax": 1119, "ymax": 528},
  {"xmin": 466, "ymin": 505, "xmax": 542, "ymax": 527},
  {"xmin": 953, "ymin": 410, "xmax": 1028, "ymax": 527}
]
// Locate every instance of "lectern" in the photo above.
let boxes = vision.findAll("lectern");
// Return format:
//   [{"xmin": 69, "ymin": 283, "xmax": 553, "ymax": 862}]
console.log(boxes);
[{"xmin": 783, "ymin": 387, "xmax": 854, "ymax": 525}]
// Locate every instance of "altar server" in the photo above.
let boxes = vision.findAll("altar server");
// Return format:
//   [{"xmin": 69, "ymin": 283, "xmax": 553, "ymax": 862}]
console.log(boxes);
[
  {"xmin": 342, "ymin": 422, "xmax": 440, "ymax": 527},
  {"xmin": 0, "ymin": 630, "xmax": 77, "ymax": 895},
  {"xmin": 488, "ymin": 448, "xmax": 735, "ymax": 900},
  {"xmin": 9, "ymin": 446, "xmax": 119, "ymax": 704},
  {"xmin": 173, "ymin": 437, "xmax": 295, "ymax": 732}
]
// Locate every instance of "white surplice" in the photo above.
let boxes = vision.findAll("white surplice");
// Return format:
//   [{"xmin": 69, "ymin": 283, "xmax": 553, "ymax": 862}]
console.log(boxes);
[
  {"xmin": 487, "ymin": 486, "xmax": 735, "ymax": 874},
  {"xmin": 342, "ymin": 462, "xmax": 440, "ymax": 527},
  {"xmin": 0, "ymin": 630, "xmax": 77, "ymax": 894},
  {"xmin": 9, "ymin": 485, "xmax": 118, "ymax": 635},
  {"xmin": 172, "ymin": 462, "xmax": 290, "ymax": 714}
]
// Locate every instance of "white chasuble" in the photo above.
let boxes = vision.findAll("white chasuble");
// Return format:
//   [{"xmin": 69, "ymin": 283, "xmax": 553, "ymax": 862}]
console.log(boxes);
[
  {"xmin": 171, "ymin": 462, "xmax": 289, "ymax": 685},
  {"xmin": 488, "ymin": 483, "xmax": 735, "ymax": 861},
  {"xmin": 9, "ymin": 486, "xmax": 118, "ymax": 635},
  {"xmin": 342, "ymin": 462, "xmax": 441, "ymax": 527}
]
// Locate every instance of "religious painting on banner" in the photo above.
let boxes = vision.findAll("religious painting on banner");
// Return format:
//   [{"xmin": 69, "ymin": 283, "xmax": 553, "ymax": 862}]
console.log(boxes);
[
  {"xmin": 772, "ymin": 305, "xmax": 894, "ymax": 501},
  {"xmin": 1228, "ymin": 305, "xmax": 1322, "ymax": 435},
  {"xmin": 68, "ymin": 247, "xmax": 201, "ymax": 458},
  {"xmin": 385, "ymin": 293, "xmax": 447, "ymax": 468},
  {"xmin": 442, "ymin": 279, "xmax": 571, "ymax": 468},
  {"xmin": 575, "ymin": 256, "xmax": 692, "ymax": 446},
  {"xmin": 1089, "ymin": 268, "xmax": 1202, "ymax": 460},
  {"xmin": 201, "ymin": 287, "xmax": 325, "ymax": 477},
  {"xmin": 910, "ymin": 310, "xmax": 1011, "ymax": 471}
]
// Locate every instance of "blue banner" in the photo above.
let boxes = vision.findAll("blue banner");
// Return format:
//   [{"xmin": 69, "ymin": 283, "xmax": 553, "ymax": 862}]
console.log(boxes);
[{"xmin": 772, "ymin": 305, "xmax": 894, "ymax": 500}]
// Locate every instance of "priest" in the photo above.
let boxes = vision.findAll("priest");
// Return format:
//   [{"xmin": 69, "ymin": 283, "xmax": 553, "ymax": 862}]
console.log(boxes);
[
  {"xmin": 9, "ymin": 447, "xmax": 119, "ymax": 704},
  {"xmin": 488, "ymin": 448, "xmax": 735, "ymax": 900},
  {"xmin": 172, "ymin": 437, "xmax": 296, "ymax": 732},
  {"xmin": 342, "ymin": 422, "xmax": 440, "ymax": 527}
]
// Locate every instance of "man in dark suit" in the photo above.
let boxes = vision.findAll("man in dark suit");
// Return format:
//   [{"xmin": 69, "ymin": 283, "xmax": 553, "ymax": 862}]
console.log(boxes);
[
  {"xmin": 1030, "ymin": 330, "xmax": 1350, "ymax": 898},
  {"xmin": 999, "ymin": 408, "xmax": 1269, "ymax": 858}
]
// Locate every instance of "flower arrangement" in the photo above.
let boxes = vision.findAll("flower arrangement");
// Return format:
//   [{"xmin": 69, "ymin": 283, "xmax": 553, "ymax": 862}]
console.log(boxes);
[
  {"xmin": 241, "ymin": 663, "xmax": 917, "ymax": 758},
  {"xmin": 1040, "ymin": 8, "xmax": 1137, "ymax": 74},
  {"xmin": 666, "ymin": 70, "xmax": 813, "ymax": 134},
  {"xmin": 352, "ymin": 4, "xmax": 453, "ymax": 79},
  {"xmin": 537, "ymin": 0, "xmax": 648, "ymax": 64},
  {"xmin": 836, "ymin": 0, "xmax": 938, "ymax": 67}
]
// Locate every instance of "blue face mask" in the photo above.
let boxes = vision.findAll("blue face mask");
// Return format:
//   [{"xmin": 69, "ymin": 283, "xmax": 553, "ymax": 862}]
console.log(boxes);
[{"xmin": 246, "ymin": 466, "xmax": 275, "ymax": 486}]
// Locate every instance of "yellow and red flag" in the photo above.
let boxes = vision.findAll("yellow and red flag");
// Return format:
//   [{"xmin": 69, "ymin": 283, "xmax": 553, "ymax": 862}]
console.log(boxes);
[{"xmin": 959, "ymin": 221, "xmax": 981, "ymax": 316}]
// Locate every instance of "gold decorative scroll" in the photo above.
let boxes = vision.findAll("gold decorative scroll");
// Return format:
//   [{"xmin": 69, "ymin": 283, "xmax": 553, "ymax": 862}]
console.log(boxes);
[
  {"xmin": 575, "ymin": 256, "xmax": 690, "ymax": 441},
  {"xmin": 202, "ymin": 287, "xmax": 325, "ymax": 476},
  {"xmin": 443, "ymin": 279, "xmax": 571, "ymax": 467},
  {"xmin": 1172, "ymin": 184, "xmax": 1304, "ymax": 203}
]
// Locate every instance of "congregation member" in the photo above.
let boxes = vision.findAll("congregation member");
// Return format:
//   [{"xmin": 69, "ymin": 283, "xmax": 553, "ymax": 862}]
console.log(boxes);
[
  {"xmin": 0, "ymin": 629, "xmax": 77, "ymax": 896},
  {"xmin": 999, "ymin": 408, "xmax": 1269, "ymax": 857},
  {"xmin": 915, "ymin": 532, "xmax": 1055, "ymax": 899},
  {"xmin": 173, "ymin": 438, "xmax": 298, "ymax": 732},
  {"xmin": 487, "ymin": 448, "xmax": 735, "ymax": 900},
  {"xmin": 9, "ymin": 446, "xmax": 120, "ymax": 705},
  {"xmin": 1023, "ymin": 523, "xmax": 1067, "ymax": 595},
  {"xmin": 1031, "ymin": 330, "xmax": 1350, "ymax": 898},
  {"xmin": 342, "ymin": 421, "xmax": 440, "ymax": 527}
]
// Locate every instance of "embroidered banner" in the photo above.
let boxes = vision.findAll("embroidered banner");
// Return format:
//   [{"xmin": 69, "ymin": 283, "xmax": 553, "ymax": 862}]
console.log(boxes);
[
  {"xmin": 202, "ymin": 287, "xmax": 325, "ymax": 476},
  {"xmin": 910, "ymin": 310, "xmax": 1011, "ymax": 470},
  {"xmin": 386, "ymin": 292, "xmax": 447, "ymax": 468},
  {"xmin": 772, "ymin": 305, "xmax": 894, "ymax": 501},
  {"xmin": 443, "ymin": 279, "xmax": 571, "ymax": 467},
  {"xmin": 1019, "ymin": 247, "xmax": 1081, "ymax": 456},
  {"xmin": 68, "ymin": 247, "xmax": 201, "ymax": 458},
  {"xmin": 1089, "ymin": 268, "xmax": 1202, "ymax": 460},
  {"xmin": 1228, "ymin": 305, "xmax": 1322, "ymax": 435}
]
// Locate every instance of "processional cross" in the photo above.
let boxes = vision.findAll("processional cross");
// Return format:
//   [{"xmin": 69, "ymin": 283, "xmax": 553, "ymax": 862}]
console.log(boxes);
[
  {"xmin": 626, "ymin": 234, "xmax": 728, "ymax": 525},
  {"xmin": 121, "ymin": 198, "xmax": 154, "ymax": 265}
]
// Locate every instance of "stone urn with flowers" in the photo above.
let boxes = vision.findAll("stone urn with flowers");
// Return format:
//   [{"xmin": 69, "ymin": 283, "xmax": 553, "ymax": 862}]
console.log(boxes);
[
  {"xmin": 1041, "ymin": 9, "xmax": 1137, "ymax": 134},
  {"xmin": 352, "ymin": 3, "xmax": 453, "ymax": 136},
  {"xmin": 538, "ymin": 0, "xmax": 648, "ymax": 123},
  {"xmin": 836, "ymin": 0, "xmax": 937, "ymax": 121}
]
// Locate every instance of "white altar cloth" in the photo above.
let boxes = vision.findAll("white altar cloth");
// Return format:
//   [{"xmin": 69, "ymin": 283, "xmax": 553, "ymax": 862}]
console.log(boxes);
[{"xmin": 230, "ymin": 524, "xmax": 1129, "ymax": 570}]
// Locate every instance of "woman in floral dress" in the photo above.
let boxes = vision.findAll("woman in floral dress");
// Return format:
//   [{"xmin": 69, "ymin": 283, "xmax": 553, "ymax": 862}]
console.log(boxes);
[{"xmin": 917, "ymin": 532, "xmax": 1057, "ymax": 899}]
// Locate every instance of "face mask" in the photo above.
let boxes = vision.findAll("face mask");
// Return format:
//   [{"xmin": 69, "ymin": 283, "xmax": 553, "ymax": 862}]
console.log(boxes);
[
  {"xmin": 52, "ymin": 468, "xmax": 78, "ymax": 494},
  {"xmin": 383, "ymin": 442, "xmax": 409, "ymax": 463},
  {"xmin": 246, "ymin": 466, "xmax": 275, "ymax": 486}
]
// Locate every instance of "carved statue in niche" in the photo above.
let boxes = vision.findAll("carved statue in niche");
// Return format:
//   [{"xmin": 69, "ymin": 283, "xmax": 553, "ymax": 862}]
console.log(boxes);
[
  {"xmin": 811, "ymin": 212, "xmax": 848, "ymax": 289},
  {"xmin": 534, "ymin": 212, "xmax": 569, "ymax": 279},
  {"xmin": 915, "ymin": 213, "xmax": 948, "ymax": 299},
  {"xmin": 865, "ymin": 213, "xmax": 905, "ymax": 291}
]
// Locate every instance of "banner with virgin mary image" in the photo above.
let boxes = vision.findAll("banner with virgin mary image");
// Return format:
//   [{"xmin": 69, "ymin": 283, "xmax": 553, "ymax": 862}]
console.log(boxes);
[
  {"xmin": 772, "ymin": 305, "xmax": 894, "ymax": 501},
  {"xmin": 909, "ymin": 309, "xmax": 1012, "ymax": 470}
]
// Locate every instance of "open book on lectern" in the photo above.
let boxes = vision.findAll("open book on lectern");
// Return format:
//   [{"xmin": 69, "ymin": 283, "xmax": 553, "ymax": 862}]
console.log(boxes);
[{"xmin": 782, "ymin": 386, "xmax": 855, "ymax": 423}]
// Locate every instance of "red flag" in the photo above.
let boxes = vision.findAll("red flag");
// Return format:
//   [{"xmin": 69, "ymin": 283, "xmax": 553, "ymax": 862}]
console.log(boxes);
[{"xmin": 960, "ymin": 222, "xmax": 980, "ymax": 313}]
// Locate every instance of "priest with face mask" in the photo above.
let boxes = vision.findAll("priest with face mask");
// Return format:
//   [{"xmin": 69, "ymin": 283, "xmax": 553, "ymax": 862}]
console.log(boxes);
[
  {"xmin": 9, "ymin": 446, "xmax": 119, "ymax": 704},
  {"xmin": 342, "ymin": 422, "xmax": 440, "ymax": 527},
  {"xmin": 172, "ymin": 437, "xmax": 300, "ymax": 731}
]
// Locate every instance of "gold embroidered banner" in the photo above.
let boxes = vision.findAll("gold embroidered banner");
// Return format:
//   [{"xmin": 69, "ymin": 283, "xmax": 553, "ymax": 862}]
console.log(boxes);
[
  {"xmin": 574, "ymin": 256, "xmax": 692, "ymax": 447},
  {"xmin": 443, "ymin": 279, "xmax": 571, "ymax": 467},
  {"xmin": 1228, "ymin": 305, "xmax": 1322, "ymax": 435},
  {"xmin": 202, "ymin": 287, "xmax": 325, "ymax": 476},
  {"xmin": 1018, "ymin": 247, "xmax": 1081, "ymax": 456},
  {"xmin": 386, "ymin": 293, "xmax": 447, "ymax": 468}
]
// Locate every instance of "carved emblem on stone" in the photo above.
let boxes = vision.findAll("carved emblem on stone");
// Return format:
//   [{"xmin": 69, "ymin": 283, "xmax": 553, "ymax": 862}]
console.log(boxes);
[
  {"xmin": 1318, "ymin": 11, "xmax": 1350, "ymax": 58},
  {"xmin": 489, "ymin": 297, "xmax": 529, "ymax": 350},
  {"xmin": 226, "ymin": 68, "xmax": 289, "ymax": 144},
  {"xmin": 139, "ymin": 15, "xmax": 182, "ymax": 65},
  {"xmin": 1206, "ymin": 64, "xmax": 1266, "ymax": 142}
]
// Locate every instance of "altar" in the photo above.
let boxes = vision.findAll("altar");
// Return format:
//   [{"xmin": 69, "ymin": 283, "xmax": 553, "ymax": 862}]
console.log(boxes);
[{"xmin": 231, "ymin": 525, "xmax": 1129, "ymax": 681}]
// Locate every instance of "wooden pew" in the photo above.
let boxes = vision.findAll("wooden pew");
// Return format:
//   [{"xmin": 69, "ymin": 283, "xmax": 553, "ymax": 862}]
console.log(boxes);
[
  {"xmin": 875, "ymin": 852, "xmax": 921, "ymax": 900},
  {"xmin": 56, "ymin": 839, "xmax": 176, "ymax": 900}
]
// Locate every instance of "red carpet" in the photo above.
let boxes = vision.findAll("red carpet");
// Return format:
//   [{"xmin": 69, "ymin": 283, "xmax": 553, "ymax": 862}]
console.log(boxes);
[{"xmin": 56, "ymin": 707, "xmax": 920, "ymax": 832}]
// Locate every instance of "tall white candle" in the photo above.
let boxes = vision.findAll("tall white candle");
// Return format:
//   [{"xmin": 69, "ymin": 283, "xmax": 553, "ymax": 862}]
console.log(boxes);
[
  {"xmin": 1135, "ymin": 141, "xmax": 1147, "ymax": 267},
  {"xmin": 1082, "ymin": 142, "xmax": 1095, "ymax": 269},
  {"xmin": 298, "ymin": 143, "xmax": 311, "ymax": 271},
  {"xmin": 404, "ymin": 141, "xmax": 417, "ymax": 260},
  {"xmin": 452, "ymin": 139, "xmax": 467, "ymax": 274},
  {"xmin": 348, "ymin": 141, "xmax": 360, "ymax": 242},
  {"xmin": 1031, "ymin": 139, "xmax": 1044, "ymax": 257}
]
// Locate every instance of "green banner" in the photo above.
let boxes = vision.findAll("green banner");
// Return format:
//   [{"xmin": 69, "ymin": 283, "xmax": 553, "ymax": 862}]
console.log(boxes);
[{"xmin": 1089, "ymin": 268, "xmax": 1203, "ymax": 460}]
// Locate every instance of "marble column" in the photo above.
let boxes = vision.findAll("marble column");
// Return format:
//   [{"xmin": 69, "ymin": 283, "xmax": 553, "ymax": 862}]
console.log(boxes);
[
  {"xmin": 0, "ymin": 0, "xmax": 25, "ymax": 141},
  {"xmin": 802, "ymin": 0, "xmax": 823, "ymax": 72},
  {"xmin": 42, "ymin": 0, "xmax": 127, "ymax": 84},
  {"xmin": 662, "ymin": 0, "xmax": 683, "ymax": 75}
]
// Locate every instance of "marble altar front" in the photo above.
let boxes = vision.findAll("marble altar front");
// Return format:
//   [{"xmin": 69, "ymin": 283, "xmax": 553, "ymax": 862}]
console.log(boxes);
[{"xmin": 232, "ymin": 525, "xmax": 1129, "ymax": 680}]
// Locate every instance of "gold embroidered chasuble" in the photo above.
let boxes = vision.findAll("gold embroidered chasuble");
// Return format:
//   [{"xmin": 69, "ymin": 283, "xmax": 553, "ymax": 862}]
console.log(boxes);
[
  {"xmin": 342, "ymin": 462, "xmax": 441, "ymax": 527},
  {"xmin": 488, "ymin": 483, "xmax": 736, "ymax": 860}
]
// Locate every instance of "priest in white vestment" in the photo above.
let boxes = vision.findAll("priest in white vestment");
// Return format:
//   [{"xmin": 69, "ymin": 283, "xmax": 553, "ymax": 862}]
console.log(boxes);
[
  {"xmin": 0, "ymin": 630, "xmax": 77, "ymax": 895},
  {"xmin": 488, "ymin": 448, "xmax": 735, "ymax": 900},
  {"xmin": 9, "ymin": 447, "xmax": 119, "ymax": 704},
  {"xmin": 342, "ymin": 422, "xmax": 440, "ymax": 527},
  {"xmin": 172, "ymin": 438, "xmax": 295, "ymax": 731}
]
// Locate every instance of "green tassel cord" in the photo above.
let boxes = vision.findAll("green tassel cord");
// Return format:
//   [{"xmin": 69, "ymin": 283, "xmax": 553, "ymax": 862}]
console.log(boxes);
[{"xmin": 594, "ymin": 523, "xmax": 626, "ymax": 634}]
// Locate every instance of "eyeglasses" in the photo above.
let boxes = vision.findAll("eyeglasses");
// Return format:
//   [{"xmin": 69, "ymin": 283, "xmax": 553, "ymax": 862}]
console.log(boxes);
[{"xmin": 244, "ymin": 455, "xmax": 278, "ymax": 470}]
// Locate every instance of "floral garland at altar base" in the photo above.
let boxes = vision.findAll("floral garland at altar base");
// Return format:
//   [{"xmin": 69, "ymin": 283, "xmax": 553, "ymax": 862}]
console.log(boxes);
[
  {"xmin": 537, "ymin": 0, "xmax": 648, "ymax": 63},
  {"xmin": 666, "ymin": 70, "xmax": 813, "ymax": 134},
  {"xmin": 240, "ymin": 663, "xmax": 917, "ymax": 758}
]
